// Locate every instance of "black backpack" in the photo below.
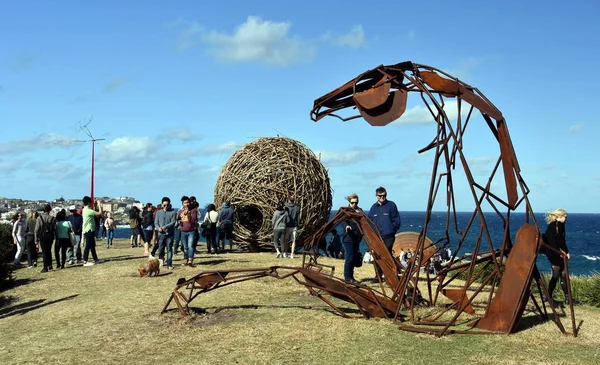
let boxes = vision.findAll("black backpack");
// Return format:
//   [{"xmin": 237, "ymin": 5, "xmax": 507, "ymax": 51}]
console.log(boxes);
[{"xmin": 39, "ymin": 215, "xmax": 55, "ymax": 241}]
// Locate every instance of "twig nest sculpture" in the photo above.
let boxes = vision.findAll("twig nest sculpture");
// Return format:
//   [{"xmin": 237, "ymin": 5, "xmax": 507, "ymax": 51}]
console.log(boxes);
[{"xmin": 214, "ymin": 137, "xmax": 332, "ymax": 251}]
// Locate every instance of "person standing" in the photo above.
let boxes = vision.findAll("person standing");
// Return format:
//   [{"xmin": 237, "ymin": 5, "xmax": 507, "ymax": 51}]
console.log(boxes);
[
  {"xmin": 129, "ymin": 207, "xmax": 141, "ymax": 248},
  {"xmin": 202, "ymin": 204, "xmax": 219, "ymax": 254},
  {"xmin": 543, "ymin": 208, "xmax": 571, "ymax": 305},
  {"xmin": 12, "ymin": 212, "xmax": 26, "ymax": 266},
  {"xmin": 24, "ymin": 211, "xmax": 38, "ymax": 268},
  {"xmin": 342, "ymin": 194, "xmax": 363, "ymax": 283},
  {"xmin": 217, "ymin": 201, "xmax": 235, "ymax": 252},
  {"xmin": 141, "ymin": 203, "xmax": 155, "ymax": 255},
  {"xmin": 35, "ymin": 204, "xmax": 56, "ymax": 273},
  {"xmin": 81, "ymin": 196, "xmax": 104, "ymax": 267},
  {"xmin": 154, "ymin": 197, "xmax": 177, "ymax": 270},
  {"xmin": 272, "ymin": 202, "xmax": 289, "ymax": 258},
  {"xmin": 284, "ymin": 196, "xmax": 300, "ymax": 259},
  {"xmin": 104, "ymin": 212, "xmax": 117, "ymax": 248},
  {"xmin": 67, "ymin": 205, "xmax": 83, "ymax": 265},
  {"xmin": 368, "ymin": 186, "xmax": 401, "ymax": 278},
  {"xmin": 178, "ymin": 196, "xmax": 198, "ymax": 266},
  {"xmin": 54, "ymin": 210, "xmax": 72, "ymax": 269}
]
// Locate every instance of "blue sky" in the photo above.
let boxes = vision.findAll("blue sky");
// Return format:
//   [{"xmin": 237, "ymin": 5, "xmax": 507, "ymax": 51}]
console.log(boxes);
[{"xmin": 1, "ymin": 0, "xmax": 598, "ymax": 213}]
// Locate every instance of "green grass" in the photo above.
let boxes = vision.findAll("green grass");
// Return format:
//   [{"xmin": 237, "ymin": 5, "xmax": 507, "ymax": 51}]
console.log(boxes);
[{"xmin": 1, "ymin": 238, "xmax": 599, "ymax": 365}]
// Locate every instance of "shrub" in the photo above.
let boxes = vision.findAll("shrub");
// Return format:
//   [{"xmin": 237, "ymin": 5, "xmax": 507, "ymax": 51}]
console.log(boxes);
[
  {"xmin": 0, "ymin": 223, "xmax": 14, "ymax": 288},
  {"xmin": 540, "ymin": 272, "xmax": 600, "ymax": 308}
]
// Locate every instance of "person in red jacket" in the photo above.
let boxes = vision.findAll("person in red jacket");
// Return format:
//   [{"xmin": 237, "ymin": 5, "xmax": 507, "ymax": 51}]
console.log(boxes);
[{"xmin": 178, "ymin": 196, "xmax": 198, "ymax": 266}]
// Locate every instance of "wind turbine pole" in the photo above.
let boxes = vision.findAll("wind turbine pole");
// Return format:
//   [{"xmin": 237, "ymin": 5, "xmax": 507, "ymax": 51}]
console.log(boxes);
[
  {"xmin": 91, "ymin": 140, "xmax": 96, "ymax": 204},
  {"xmin": 78, "ymin": 118, "xmax": 104, "ymax": 208}
]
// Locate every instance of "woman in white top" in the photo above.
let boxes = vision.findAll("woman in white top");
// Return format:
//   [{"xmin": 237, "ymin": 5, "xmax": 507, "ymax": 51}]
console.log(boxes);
[
  {"xmin": 12, "ymin": 212, "xmax": 26, "ymax": 265},
  {"xmin": 202, "ymin": 204, "xmax": 219, "ymax": 254}
]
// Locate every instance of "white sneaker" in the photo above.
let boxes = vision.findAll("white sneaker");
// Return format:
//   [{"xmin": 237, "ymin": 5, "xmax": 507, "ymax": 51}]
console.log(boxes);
[
  {"xmin": 83, "ymin": 262, "xmax": 95, "ymax": 267},
  {"xmin": 68, "ymin": 260, "xmax": 74, "ymax": 265},
  {"xmin": 148, "ymin": 255, "xmax": 155, "ymax": 259},
  {"xmin": 289, "ymin": 254, "xmax": 295, "ymax": 259},
  {"xmin": 283, "ymin": 253, "xmax": 288, "ymax": 258},
  {"xmin": 159, "ymin": 259, "xmax": 164, "ymax": 267}
]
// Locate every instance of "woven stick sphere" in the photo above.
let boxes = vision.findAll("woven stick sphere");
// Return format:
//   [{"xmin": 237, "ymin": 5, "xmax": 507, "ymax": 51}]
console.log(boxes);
[{"xmin": 214, "ymin": 137, "xmax": 332, "ymax": 251}]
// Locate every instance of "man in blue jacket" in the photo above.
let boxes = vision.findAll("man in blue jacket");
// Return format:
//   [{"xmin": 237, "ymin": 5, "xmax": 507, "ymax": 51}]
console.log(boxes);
[{"xmin": 368, "ymin": 186, "xmax": 401, "ymax": 278}]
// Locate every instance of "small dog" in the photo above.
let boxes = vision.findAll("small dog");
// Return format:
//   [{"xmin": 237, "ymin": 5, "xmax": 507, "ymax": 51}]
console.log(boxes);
[{"xmin": 139, "ymin": 258, "xmax": 160, "ymax": 277}]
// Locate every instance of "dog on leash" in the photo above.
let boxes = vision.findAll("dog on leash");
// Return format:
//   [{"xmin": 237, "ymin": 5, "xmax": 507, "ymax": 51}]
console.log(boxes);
[{"xmin": 139, "ymin": 258, "xmax": 160, "ymax": 277}]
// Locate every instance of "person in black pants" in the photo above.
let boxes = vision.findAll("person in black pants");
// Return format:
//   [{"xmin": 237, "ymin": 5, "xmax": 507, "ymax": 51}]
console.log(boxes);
[
  {"xmin": 35, "ymin": 204, "xmax": 56, "ymax": 273},
  {"xmin": 543, "ymin": 208, "xmax": 571, "ymax": 305},
  {"xmin": 342, "ymin": 194, "xmax": 363, "ymax": 284},
  {"xmin": 24, "ymin": 211, "xmax": 38, "ymax": 268}
]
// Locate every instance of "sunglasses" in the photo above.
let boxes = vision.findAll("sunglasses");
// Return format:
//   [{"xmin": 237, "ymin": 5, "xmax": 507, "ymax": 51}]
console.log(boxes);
[
  {"xmin": 377, "ymin": 194, "xmax": 386, "ymax": 198},
  {"xmin": 350, "ymin": 201, "xmax": 358, "ymax": 205}
]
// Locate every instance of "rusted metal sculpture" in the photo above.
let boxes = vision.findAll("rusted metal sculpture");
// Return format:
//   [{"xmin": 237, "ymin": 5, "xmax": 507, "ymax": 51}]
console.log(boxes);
[{"xmin": 163, "ymin": 61, "xmax": 578, "ymax": 337}]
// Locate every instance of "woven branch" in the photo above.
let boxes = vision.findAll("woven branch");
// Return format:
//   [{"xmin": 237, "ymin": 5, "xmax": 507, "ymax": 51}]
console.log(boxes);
[{"xmin": 214, "ymin": 137, "xmax": 332, "ymax": 251}]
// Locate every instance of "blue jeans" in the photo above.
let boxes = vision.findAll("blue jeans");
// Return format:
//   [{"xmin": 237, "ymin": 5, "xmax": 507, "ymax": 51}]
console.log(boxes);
[
  {"xmin": 107, "ymin": 229, "xmax": 114, "ymax": 247},
  {"xmin": 157, "ymin": 233, "xmax": 173, "ymax": 267},
  {"xmin": 173, "ymin": 228, "xmax": 182, "ymax": 253},
  {"xmin": 343, "ymin": 240, "xmax": 360, "ymax": 281},
  {"xmin": 180, "ymin": 231, "xmax": 195, "ymax": 260}
]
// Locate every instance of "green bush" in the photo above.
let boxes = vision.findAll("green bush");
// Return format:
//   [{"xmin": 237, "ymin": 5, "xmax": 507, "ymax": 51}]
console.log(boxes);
[
  {"xmin": 0, "ymin": 223, "xmax": 14, "ymax": 288},
  {"xmin": 453, "ymin": 261, "xmax": 600, "ymax": 307},
  {"xmin": 540, "ymin": 272, "xmax": 600, "ymax": 308}
]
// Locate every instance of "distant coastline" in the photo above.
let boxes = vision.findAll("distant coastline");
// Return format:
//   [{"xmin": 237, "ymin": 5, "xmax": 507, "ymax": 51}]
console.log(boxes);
[{"xmin": 0, "ymin": 195, "xmax": 143, "ymax": 226}]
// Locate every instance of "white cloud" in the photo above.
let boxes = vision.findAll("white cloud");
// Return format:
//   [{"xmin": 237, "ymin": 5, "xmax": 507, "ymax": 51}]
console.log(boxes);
[
  {"xmin": 393, "ymin": 101, "xmax": 462, "ymax": 126},
  {"xmin": 201, "ymin": 141, "xmax": 239, "ymax": 156},
  {"xmin": 98, "ymin": 137, "xmax": 157, "ymax": 163},
  {"xmin": 0, "ymin": 133, "xmax": 77, "ymax": 154},
  {"xmin": 319, "ymin": 149, "xmax": 375, "ymax": 167},
  {"xmin": 467, "ymin": 156, "xmax": 494, "ymax": 167},
  {"xmin": 201, "ymin": 16, "xmax": 315, "ymax": 66},
  {"xmin": 27, "ymin": 161, "xmax": 82, "ymax": 180},
  {"xmin": 322, "ymin": 25, "xmax": 365, "ymax": 48},
  {"xmin": 178, "ymin": 21, "xmax": 204, "ymax": 50},
  {"xmin": 567, "ymin": 123, "xmax": 583, "ymax": 133},
  {"xmin": 163, "ymin": 127, "xmax": 201, "ymax": 142},
  {"xmin": 0, "ymin": 157, "xmax": 30, "ymax": 172}
]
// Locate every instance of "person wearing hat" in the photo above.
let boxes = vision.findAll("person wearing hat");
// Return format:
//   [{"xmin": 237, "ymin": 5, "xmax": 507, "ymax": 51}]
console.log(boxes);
[{"xmin": 67, "ymin": 205, "xmax": 83, "ymax": 264}]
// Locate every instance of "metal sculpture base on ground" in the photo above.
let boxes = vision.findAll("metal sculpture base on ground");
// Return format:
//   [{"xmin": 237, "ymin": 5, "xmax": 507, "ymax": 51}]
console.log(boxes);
[{"xmin": 162, "ymin": 61, "xmax": 579, "ymax": 337}]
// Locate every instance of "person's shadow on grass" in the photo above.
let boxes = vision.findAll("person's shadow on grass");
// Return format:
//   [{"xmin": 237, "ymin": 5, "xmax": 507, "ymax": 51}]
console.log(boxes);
[{"xmin": 0, "ymin": 294, "xmax": 79, "ymax": 319}]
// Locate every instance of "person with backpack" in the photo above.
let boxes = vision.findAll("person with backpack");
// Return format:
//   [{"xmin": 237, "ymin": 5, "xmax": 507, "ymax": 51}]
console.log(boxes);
[{"xmin": 35, "ymin": 204, "xmax": 56, "ymax": 273}]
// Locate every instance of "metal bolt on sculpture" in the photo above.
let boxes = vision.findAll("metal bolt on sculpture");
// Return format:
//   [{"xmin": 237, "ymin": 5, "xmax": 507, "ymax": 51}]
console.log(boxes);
[{"xmin": 162, "ymin": 61, "xmax": 579, "ymax": 337}]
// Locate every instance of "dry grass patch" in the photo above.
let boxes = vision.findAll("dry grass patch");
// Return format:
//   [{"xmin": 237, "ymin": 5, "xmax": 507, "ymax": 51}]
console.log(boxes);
[{"xmin": 1, "ymin": 238, "xmax": 599, "ymax": 365}]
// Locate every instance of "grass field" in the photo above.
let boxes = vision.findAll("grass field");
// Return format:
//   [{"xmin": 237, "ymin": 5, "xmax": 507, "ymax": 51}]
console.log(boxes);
[{"xmin": 1, "ymin": 238, "xmax": 599, "ymax": 365}]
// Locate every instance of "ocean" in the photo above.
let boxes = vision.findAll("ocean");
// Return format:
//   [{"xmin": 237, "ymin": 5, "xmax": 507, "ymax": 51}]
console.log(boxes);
[{"xmin": 109, "ymin": 211, "xmax": 599, "ymax": 276}]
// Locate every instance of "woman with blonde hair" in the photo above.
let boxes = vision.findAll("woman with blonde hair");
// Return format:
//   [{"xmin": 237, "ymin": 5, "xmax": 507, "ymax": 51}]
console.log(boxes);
[{"xmin": 542, "ymin": 208, "xmax": 571, "ymax": 304}]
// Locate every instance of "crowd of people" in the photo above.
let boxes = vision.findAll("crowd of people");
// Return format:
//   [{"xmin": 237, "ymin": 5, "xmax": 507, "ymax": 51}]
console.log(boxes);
[
  {"xmin": 8, "ymin": 194, "xmax": 237, "ymax": 273},
  {"xmin": 8, "ymin": 189, "xmax": 572, "ymax": 302}
]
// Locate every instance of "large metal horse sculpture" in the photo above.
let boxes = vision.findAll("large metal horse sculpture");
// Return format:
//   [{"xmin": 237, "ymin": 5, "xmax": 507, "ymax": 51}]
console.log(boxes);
[{"xmin": 162, "ymin": 61, "xmax": 578, "ymax": 337}]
